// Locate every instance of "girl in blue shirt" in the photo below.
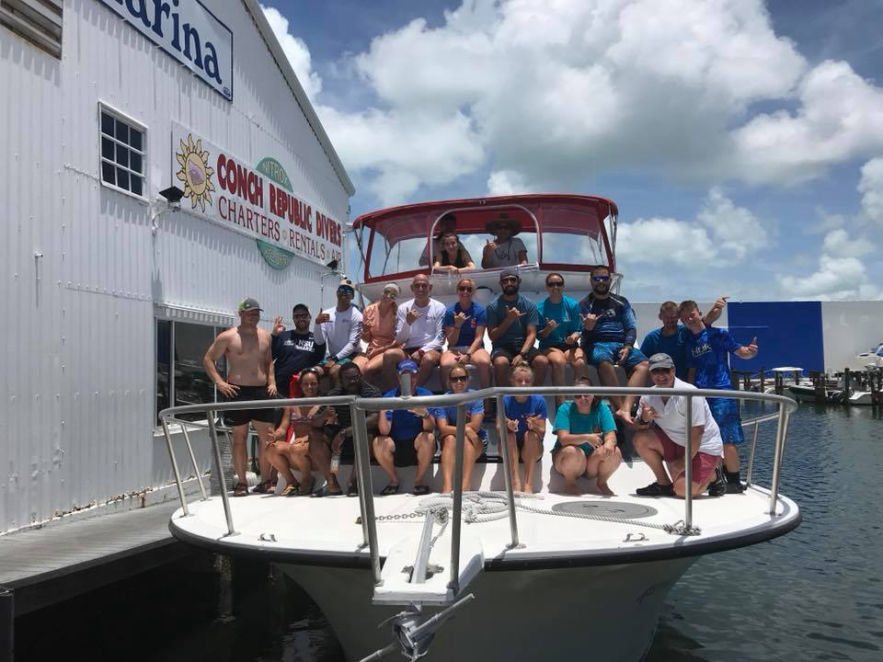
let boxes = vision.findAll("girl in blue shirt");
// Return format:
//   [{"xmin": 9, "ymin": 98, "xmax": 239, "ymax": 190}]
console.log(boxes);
[
  {"xmin": 501, "ymin": 364, "xmax": 547, "ymax": 493},
  {"xmin": 432, "ymin": 364, "xmax": 486, "ymax": 493}
]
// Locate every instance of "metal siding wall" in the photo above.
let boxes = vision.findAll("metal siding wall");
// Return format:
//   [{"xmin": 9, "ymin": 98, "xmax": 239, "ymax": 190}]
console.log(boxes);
[
  {"xmin": 0, "ymin": 0, "xmax": 351, "ymax": 532},
  {"xmin": 726, "ymin": 301, "xmax": 825, "ymax": 373}
]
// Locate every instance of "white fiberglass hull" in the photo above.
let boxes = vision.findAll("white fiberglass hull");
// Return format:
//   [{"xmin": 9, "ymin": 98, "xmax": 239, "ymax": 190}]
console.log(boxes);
[{"xmin": 283, "ymin": 557, "xmax": 693, "ymax": 662}]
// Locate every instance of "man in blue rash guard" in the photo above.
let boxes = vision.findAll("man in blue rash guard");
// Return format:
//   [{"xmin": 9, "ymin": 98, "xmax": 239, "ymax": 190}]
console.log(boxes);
[
  {"xmin": 578, "ymin": 265, "xmax": 648, "ymax": 424},
  {"xmin": 679, "ymin": 299, "xmax": 759, "ymax": 493}
]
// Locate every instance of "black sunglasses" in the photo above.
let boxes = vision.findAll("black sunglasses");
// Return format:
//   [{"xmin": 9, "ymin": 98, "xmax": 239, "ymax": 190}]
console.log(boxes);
[
  {"xmin": 458, "ymin": 286, "xmax": 474, "ymax": 292},
  {"xmin": 450, "ymin": 375, "xmax": 469, "ymax": 382},
  {"xmin": 546, "ymin": 281, "xmax": 565, "ymax": 287},
  {"xmin": 592, "ymin": 275, "xmax": 610, "ymax": 282}
]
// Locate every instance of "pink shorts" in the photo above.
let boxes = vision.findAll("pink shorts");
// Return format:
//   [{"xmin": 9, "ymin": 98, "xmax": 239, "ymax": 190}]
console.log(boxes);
[{"xmin": 654, "ymin": 427, "xmax": 719, "ymax": 486}]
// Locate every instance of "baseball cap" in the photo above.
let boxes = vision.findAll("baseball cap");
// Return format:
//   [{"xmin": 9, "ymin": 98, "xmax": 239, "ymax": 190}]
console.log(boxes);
[
  {"xmin": 648, "ymin": 353, "xmax": 675, "ymax": 371},
  {"xmin": 397, "ymin": 359, "xmax": 419, "ymax": 374},
  {"xmin": 499, "ymin": 267, "xmax": 518, "ymax": 281},
  {"xmin": 238, "ymin": 297, "xmax": 262, "ymax": 313}
]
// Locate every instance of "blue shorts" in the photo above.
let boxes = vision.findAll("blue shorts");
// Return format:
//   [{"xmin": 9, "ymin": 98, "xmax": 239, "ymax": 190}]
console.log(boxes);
[
  {"xmin": 708, "ymin": 396, "xmax": 745, "ymax": 445},
  {"xmin": 589, "ymin": 342, "xmax": 647, "ymax": 371}
]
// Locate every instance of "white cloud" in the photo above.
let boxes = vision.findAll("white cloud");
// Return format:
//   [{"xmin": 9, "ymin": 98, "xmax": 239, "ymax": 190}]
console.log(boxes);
[
  {"xmin": 261, "ymin": 5, "xmax": 323, "ymax": 101},
  {"xmin": 618, "ymin": 189, "xmax": 768, "ymax": 267},
  {"xmin": 487, "ymin": 170, "xmax": 534, "ymax": 196},
  {"xmin": 778, "ymin": 229, "xmax": 880, "ymax": 300},
  {"xmin": 859, "ymin": 157, "xmax": 883, "ymax": 225}
]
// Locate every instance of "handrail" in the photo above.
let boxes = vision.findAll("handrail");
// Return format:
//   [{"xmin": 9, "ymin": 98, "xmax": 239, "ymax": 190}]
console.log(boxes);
[{"xmin": 160, "ymin": 386, "xmax": 795, "ymax": 596}]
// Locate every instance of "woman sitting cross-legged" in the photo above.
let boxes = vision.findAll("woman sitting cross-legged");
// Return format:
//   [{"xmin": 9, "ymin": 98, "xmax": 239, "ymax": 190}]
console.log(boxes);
[
  {"xmin": 551, "ymin": 376, "xmax": 622, "ymax": 496},
  {"xmin": 432, "ymin": 364, "xmax": 486, "ymax": 493},
  {"xmin": 267, "ymin": 367, "xmax": 325, "ymax": 496}
]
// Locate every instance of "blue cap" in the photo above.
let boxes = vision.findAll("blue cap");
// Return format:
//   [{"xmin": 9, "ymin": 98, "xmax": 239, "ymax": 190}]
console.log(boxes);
[{"xmin": 397, "ymin": 359, "xmax": 419, "ymax": 373}]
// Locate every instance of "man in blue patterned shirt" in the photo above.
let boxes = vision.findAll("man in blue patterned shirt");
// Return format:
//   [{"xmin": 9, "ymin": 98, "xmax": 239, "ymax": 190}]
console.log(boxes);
[
  {"xmin": 679, "ymin": 300, "xmax": 758, "ymax": 493},
  {"xmin": 578, "ymin": 265, "xmax": 649, "ymax": 424}
]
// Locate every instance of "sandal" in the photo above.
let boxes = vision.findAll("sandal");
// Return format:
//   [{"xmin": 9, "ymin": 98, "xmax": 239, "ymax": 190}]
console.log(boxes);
[
  {"xmin": 412, "ymin": 484, "xmax": 430, "ymax": 496},
  {"xmin": 296, "ymin": 482, "xmax": 314, "ymax": 496},
  {"xmin": 252, "ymin": 480, "xmax": 275, "ymax": 494},
  {"xmin": 635, "ymin": 481, "xmax": 675, "ymax": 497},
  {"xmin": 311, "ymin": 484, "xmax": 343, "ymax": 498},
  {"xmin": 380, "ymin": 483, "xmax": 399, "ymax": 496},
  {"xmin": 232, "ymin": 482, "xmax": 249, "ymax": 497},
  {"xmin": 280, "ymin": 483, "xmax": 299, "ymax": 497}
]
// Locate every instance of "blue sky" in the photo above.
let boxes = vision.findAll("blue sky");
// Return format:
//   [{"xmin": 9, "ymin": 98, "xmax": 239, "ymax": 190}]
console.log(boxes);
[{"xmin": 261, "ymin": 0, "xmax": 883, "ymax": 302}]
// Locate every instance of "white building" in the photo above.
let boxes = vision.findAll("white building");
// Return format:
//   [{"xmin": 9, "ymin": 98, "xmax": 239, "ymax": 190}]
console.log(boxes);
[{"xmin": 0, "ymin": 0, "xmax": 354, "ymax": 533}]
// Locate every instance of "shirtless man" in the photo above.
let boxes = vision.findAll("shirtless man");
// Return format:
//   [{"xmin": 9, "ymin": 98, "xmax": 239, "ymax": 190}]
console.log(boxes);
[{"xmin": 204, "ymin": 298, "xmax": 277, "ymax": 496}]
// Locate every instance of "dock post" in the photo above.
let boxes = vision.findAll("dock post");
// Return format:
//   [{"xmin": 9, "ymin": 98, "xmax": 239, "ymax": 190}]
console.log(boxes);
[
  {"xmin": 1, "ymin": 586, "xmax": 12, "ymax": 662},
  {"xmin": 811, "ymin": 371, "xmax": 825, "ymax": 403},
  {"xmin": 759, "ymin": 368, "xmax": 766, "ymax": 394},
  {"xmin": 214, "ymin": 554, "xmax": 235, "ymax": 623},
  {"xmin": 843, "ymin": 368, "xmax": 852, "ymax": 398}
]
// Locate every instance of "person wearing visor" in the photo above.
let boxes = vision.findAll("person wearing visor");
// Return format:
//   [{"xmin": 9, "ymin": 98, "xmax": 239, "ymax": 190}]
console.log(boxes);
[
  {"xmin": 316, "ymin": 278, "xmax": 363, "ymax": 390},
  {"xmin": 373, "ymin": 360, "xmax": 436, "ymax": 495},
  {"xmin": 354, "ymin": 282, "xmax": 405, "ymax": 390},
  {"xmin": 440, "ymin": 276, "xmax": 491, "ymax": 392},
  {"xmin": 579, "ymin": 265, "xmax": 649, "ymax": 424},
  {"xmin": 633, "ymin": 353, "xmax": 726, "ymax": 498}
]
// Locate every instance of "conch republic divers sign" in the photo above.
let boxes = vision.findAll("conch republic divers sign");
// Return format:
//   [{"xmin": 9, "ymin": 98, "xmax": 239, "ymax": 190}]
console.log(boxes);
[
  {"xmin": 171, "ymin": 122, "xmax": 343, "ymax": 270},
  {"xmin": 98, "ymin": 0, "xmax": 234, "ymax": 101}
]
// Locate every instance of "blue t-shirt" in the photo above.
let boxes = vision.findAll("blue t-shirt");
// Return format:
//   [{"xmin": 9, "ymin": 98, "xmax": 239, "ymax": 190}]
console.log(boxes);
[
  {"xmin": 685, "ymin": 326, "xmax": 740, "ymax": 390},
  {"xmin": 640, "ymin": 326, "xmax": 691, "ymax": 381},
  {"xmin": 537, "ymin": 296, "xmax": 582, "ymax": 349},
  {"xmin": 503, "ymin": 395, "xmax": 547, "ymax": 436},
  {"xmin": 443, "ymin": 301, "xmax": 487, "ymax": 348},
  {"xmin": 431, "ymin": 390, "xmax": 487, "ymax": 439},
  {"xmin": 384, "ymin": 386, "xmax": 433, "ymax": 439},
  {"xmin": 551, "ymin": 400, "xmax": 616, "ymax": 452},
  {"xmin": 486, "ymin": 295, "xmax": 539, "ymax": 349}
]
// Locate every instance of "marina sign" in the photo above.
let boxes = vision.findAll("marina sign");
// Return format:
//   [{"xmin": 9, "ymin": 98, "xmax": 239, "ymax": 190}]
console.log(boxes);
[
  {"xmin": 171, "ymin": 122, "xmax": 344, "ymax": 269},
  {"xmin": 98, "ymin": 0, "xmax": 233, "ymax": 101}
]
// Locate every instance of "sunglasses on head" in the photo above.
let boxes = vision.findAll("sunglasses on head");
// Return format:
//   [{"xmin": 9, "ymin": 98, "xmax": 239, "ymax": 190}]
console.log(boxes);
[
  {"xmin": 450, "ymin": 375, "xmax": 469, "ymax": 382},
  {"xmin": 458, "ymin": 286, "xmax": 473, "ymax": 292},
  {"xmin": 591, "ymin": 275, "xmax": 610, "ymax": 282}
]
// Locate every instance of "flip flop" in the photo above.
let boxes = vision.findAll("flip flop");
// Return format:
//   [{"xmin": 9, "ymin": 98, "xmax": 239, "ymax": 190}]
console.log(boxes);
[
  {"xmin": 412, "ymin": 484, "xmax": 430, "ymax": 496},
  {"xmin": 311, "ymin": 485, "xmax": 343, "ymax": 498},
  {"xmin": 296, "ymin": 482, "xmax": 314, "ymax": 496},
  {"xmin": 232, "ymin": 482, "xmax": 249, "ymax": 497},
  {"xmin": 280, "ymin": 483, "xmax": 299, "ymax": 497},
  {"xmin": 380, "ymin": 483, "xmax": 399, "ymax": 496}
]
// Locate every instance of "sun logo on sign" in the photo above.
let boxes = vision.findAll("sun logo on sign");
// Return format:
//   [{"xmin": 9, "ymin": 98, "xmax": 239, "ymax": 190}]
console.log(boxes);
[{"xmin": 175, "ymin": 134, "xmax": 215, "ymax": 212}]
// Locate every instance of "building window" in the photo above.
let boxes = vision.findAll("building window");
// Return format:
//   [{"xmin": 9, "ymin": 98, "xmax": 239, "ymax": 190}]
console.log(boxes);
[
  {"xmin": 156, "ymin": 320, "xmax": 224, "ymax": 423},
  {"xmin": 100, "ymin": 106, "xmax": 146, "ymax": 198}
]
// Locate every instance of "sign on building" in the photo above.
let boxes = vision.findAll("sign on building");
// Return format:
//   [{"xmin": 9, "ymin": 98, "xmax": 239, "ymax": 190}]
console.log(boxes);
[
  {"xmin": 171, "ymin": 122, "xmax": 344, "ymax": 269},
  {"xmin": 98, "ymin": 0, "xmax": 234, "ymax": 100}
]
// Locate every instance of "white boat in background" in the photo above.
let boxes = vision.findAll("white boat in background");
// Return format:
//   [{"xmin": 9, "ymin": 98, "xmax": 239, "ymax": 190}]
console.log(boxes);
[
  {"xmin": 162, "ymin": 195, "xmax": 801, "ymax": 662},
  {"xmin": 847, "ymin": 342, "xmax": 883, "ymax": 372}
]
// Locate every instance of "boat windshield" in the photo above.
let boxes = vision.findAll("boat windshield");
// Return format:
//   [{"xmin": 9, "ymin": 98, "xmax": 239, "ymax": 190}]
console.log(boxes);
[{"xmin": 352, "ymin": 195, "xmax": 617, "ymax": 283}]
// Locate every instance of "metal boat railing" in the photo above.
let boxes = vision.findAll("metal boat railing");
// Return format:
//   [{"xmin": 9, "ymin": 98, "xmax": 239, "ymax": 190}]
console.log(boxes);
[{"xmin": 159, "ymin": 386, "xmax": 796, "ymax": 593}]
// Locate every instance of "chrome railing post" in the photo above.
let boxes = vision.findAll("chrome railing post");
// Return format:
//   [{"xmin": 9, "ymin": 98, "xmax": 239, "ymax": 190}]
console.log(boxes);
[
  {"xmin": 161, "ymin": 418, "xmax": 190, "ymax": 516},
  {"xmin": 352, "ymin": 406, "xmax": 382, "ymax": 586},
  {"xmin": 746, "ymin": 421, "xmax": 760, "ymax": 487},
  {"xmin": 350, "ymin": 403, "xmax": 370, "ymax": 549},
  {"xmin": 684, "ymin": 395, "xmax": 693, "ymax": 529},
  {"xmin": 180, "ymin": 422, "xmax": 207, "ymax": 500},
  {"xmin": 496, "ymin": 393, "xmax": 520, "ymax": 548},
  {"xmin": 768, "ymin": 402, "xmax": 786, "ymax": 515},
  {"xmin": 449, "ymin": 403, "xmax": 467, "ymax": 594},
  {"xmin": 207, "ymin": 412, "xmax": 236, "ymax": 536}
]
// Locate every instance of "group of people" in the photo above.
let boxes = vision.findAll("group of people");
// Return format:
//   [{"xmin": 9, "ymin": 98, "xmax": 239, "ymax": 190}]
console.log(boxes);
[{"xmin": 203, "ymin": 258, "xmax": 758, "ymax": 499}]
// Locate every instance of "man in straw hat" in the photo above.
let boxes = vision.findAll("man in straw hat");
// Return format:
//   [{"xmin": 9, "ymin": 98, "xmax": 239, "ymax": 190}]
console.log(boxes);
[{"xmin": 481, "ymin": 212, "xmax": 529, "ymax": 268}]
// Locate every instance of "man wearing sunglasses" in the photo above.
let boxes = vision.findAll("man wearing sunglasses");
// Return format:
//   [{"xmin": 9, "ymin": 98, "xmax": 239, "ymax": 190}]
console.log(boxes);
[
  {"xmin": 578, "ymin": 265, "xmax": 648, "ymax": 424},
  {"xmin": 395, "ymin": 274, "xmax": 446, "ymax": 387},
  {"xmin": 440, "ymin": 277, "xmax": 491, "ymax": 391},
  {"xmin": 316, "ymin": 278, "xmax": 363, "ymax": 390},
  {"xmin": 487, "ymin": 268, "xmax": 548, "ymax": 386}
]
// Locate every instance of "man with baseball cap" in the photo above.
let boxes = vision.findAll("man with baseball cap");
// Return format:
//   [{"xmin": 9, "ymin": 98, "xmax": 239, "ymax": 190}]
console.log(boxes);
[
  {"xmin": 203, "ymin": 298, "xmax": 277, "ymax": 496},
  {"xmin": 372, "ymin": 359, "xmax": 436, "ymax": 495},
  {"xmin": 315, "ymin": 278, "xmax": 363, "ymax": 389},
  {"xmin": 633, "ymin": 353, "xmax": 726, "ymax": 498}
]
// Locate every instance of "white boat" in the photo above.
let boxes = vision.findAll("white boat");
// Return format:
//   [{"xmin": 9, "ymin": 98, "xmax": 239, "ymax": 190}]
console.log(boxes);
[
  {"xmin": 847, "ymin": 342, "xmax": 883, "ymax": 372},
  {"xmin": 162, "ymin": 195, "xmax": 801, "ymax": 661}
]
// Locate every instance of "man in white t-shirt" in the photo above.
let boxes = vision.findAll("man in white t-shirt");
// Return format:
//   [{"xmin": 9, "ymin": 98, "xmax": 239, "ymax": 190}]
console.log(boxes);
[
  {"xmin": 633, "ymin": 353, "xmax": 726, "ymax": 498},
  {"xmin": 316, "ymin": 278, "xmax": 363, "ymax": 389},
  {"xmin": 395, "ymin": 274, "xmax": 446, "ymax": 387}
]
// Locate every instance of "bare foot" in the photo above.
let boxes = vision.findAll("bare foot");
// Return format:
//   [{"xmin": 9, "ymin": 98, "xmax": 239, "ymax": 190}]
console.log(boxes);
[
  {"xmin": 511, "ymin": 476, "xmax": 522, "ymax": 493},
  {"xmin": 596, "ymin": 481, "xmax": 614, "ymax": 496},
  {"xmin": 522, "ymin": 482, "xmax": 534, "ymax": 495},
  {"xmin": 615, "ymin": 409, "xmax": 635, "ymax": 426}
]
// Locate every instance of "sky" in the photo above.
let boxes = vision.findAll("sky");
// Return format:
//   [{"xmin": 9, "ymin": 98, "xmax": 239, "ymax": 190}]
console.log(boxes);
[{"xmin": 259, "ymin": 0, "xmax": 883, "ymax": 303}]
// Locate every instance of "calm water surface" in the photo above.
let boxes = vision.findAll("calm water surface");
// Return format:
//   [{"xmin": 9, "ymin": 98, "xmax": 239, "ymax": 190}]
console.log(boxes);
[{"xmin": 15, "ymin": 404, "xmax": 883, "ymax": 661}]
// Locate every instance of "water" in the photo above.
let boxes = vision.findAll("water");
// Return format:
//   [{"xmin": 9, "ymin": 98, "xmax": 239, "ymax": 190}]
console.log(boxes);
[{"xmin": 14, "ymin": 404, "xmax": 883, "ymax": 661}]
